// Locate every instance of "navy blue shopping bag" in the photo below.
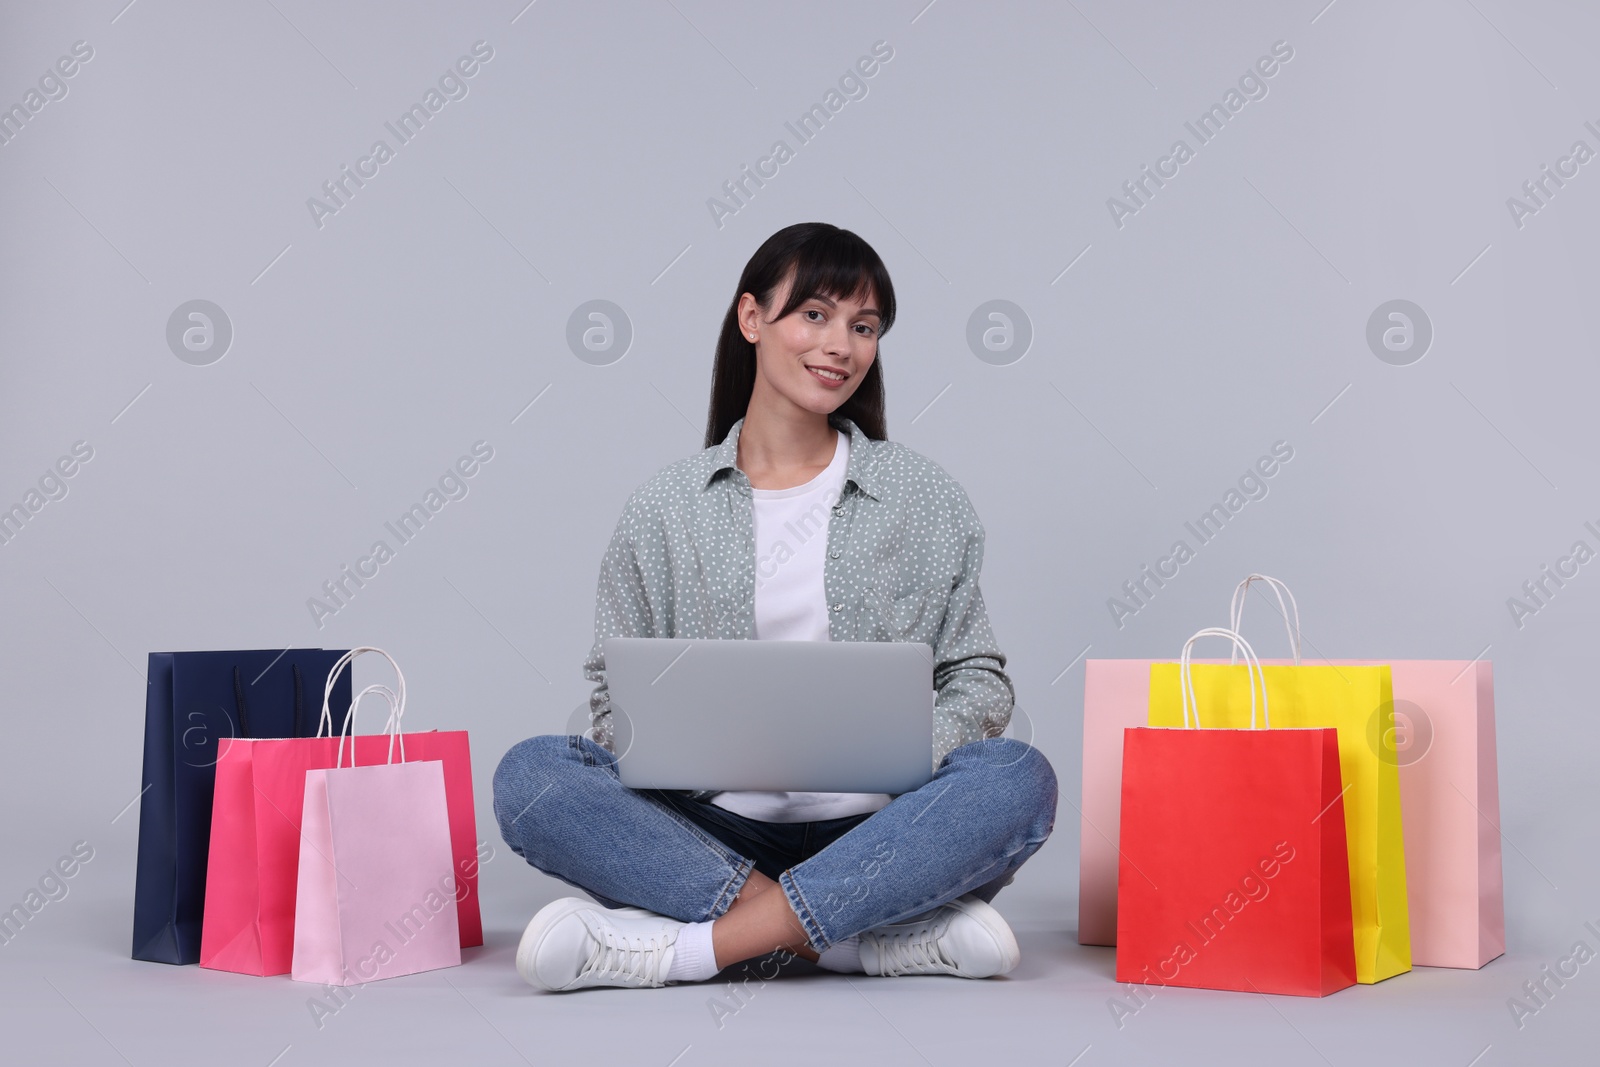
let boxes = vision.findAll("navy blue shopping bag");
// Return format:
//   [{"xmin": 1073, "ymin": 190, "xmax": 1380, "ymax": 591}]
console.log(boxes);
[{"xmin": 132, "ymin": 649, "xmax": 352, "ymax": 964}]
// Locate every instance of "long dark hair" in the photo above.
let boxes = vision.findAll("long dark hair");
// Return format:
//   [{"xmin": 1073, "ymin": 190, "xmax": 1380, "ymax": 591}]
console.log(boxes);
[{"xmin": 704, "ymin": 222, "xmax": 895, "ymax": 448}]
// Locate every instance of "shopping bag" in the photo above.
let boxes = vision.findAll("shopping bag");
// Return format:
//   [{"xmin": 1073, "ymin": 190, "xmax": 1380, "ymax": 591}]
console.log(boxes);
[
  {"xmin": 291, "ymin": 683, "xmax": 461, "ymax": 985},
  {"xmin": 1117, "ymin": 629, "xmax": 1357, "ymax": 997},
  {"xmin": 1150, "ymin": 579, "xmax": 1412, "ymax": 984},
  {"xmin": 1079, "ymin": 658, "xmax": 1157, "ymax": 946},
  {"xmin": 1080, "ymin": 579, "xmax": 1503, "ymax": 970},
  {"xmin": 1227, "ymin": 575, "xmax": 1503, "ymax": 968},
  {"xmin": 200, "ymin": 647, "xmax": 481, "ymax": 976},
  {"xmin": 132, "ymin": 649, "xmax": 351, "ymax": 964}
]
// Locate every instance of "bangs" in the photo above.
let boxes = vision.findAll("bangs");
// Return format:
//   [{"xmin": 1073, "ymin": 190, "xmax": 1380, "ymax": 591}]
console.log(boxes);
[{"xmin": 768, "ymin": 228, "xmax": 894, "ymax": 334}]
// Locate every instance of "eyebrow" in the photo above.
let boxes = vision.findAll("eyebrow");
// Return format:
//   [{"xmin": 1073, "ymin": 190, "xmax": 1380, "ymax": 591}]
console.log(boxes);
[{"xmin": 809, "ymin": 294, "xmax": 882, "ymax": 319}]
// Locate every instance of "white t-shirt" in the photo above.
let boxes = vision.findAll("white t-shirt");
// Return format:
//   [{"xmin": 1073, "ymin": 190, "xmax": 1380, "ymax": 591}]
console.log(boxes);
[{"xmin": 710, "ymin": 429, "xmax": 894, "ymax": 823}]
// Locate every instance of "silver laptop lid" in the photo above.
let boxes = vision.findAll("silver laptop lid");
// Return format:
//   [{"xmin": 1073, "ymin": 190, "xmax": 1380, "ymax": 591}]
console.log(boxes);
[{"xmin": 604, "ymin": 637, "xmax": 935, "ymax": 794}]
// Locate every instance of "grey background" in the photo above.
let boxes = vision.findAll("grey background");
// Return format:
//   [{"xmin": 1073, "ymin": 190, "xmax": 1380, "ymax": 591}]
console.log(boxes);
[{"xmin": 2, "ymin": 0, "xmax": 1596, "ymax": 1064}]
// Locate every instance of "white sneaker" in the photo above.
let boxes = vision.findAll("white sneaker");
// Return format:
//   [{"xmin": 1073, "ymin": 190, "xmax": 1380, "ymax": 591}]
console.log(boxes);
[
  {"xmin": 859, "ymin": 895, "xmax": 1020, "ymax": 978},
  {"xmin": 515, "ymin": 897, "xmax": 683, "ymax": 991}
]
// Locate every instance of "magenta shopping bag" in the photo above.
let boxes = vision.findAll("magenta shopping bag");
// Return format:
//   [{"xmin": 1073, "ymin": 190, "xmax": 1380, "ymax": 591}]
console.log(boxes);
[{"xmin": 291, "ymin": 684, "xmax": 461, "ymax": 985}]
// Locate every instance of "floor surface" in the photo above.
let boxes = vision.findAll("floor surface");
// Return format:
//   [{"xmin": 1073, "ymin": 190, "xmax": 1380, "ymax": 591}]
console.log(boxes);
[{"xmin": 1, "ymin": 844, "xmax": 1583, "ymax": 1067}]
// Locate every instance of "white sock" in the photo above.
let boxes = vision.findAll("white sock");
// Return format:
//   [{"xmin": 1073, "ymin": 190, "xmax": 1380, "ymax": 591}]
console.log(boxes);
[
  {"xmin": 664, "ymin": 921, "xmax": 720, "ymax": 983},
  {"xmin": 816, "ymin": 933, "xmax": 863, "ymax": 974}
]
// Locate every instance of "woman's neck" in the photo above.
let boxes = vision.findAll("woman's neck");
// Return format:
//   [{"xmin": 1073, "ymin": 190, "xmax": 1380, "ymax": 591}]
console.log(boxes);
[{"xmin": 735, "ymin": 405, "xmax": 839, "ymax": 492}]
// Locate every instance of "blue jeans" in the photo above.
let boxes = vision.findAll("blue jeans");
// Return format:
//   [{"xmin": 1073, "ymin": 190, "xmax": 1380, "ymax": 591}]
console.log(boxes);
[{"xmin": 491, "ymin": 734, "xmax": 1058, "ymax": 952}]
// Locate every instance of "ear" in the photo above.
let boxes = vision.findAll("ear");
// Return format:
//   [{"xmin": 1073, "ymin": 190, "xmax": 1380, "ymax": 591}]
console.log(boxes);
[{"xmin": 737, "ymin": 292, "xmax": 762, "ymax": 341}]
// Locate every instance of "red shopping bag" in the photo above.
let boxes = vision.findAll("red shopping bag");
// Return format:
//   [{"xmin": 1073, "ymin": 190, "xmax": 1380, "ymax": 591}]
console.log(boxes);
[
  {"xmin": 200, "ymin": 649, "xmax": 482, "ymax": 976},
  {"xmin": 1115, "ymin": 629, "xmax": 1357, "ymax": 997}
]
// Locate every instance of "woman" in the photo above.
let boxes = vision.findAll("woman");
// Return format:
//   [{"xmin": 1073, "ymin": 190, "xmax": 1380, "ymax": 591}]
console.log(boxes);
[{"xmin": 493, "ymin": 222, "xmax": 1057, "ymax": 991}]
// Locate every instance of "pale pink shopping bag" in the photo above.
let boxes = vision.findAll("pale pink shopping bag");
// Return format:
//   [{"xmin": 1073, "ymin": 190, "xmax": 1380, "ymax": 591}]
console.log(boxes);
[
  {"xmin": 1078, "ymin": 656, "xmax": 1158, "ymax": 947},
  {"xmin": 1358, "ymin": 658, "xmax": 1503, "ymax": 968},
  {"xmin": 1078, "ymin": 575, "xmax": 1505, "ymax": 969},
  {"xmin": 291, "ymin": 684, "xmax": 461, "ymax": 985}
]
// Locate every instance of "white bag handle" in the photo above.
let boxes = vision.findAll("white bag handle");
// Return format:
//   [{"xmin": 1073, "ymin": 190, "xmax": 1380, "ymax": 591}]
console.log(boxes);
[
  {"xmin": 1179, "ymin": 627, "xmax": 1270, "ymax": 730},
  {"xmin": 334, "ymin": 683, "xmax": 407, "ymax": 769},
  {"xmin": 1227, "ymin": 574, "xmax": 1301, "ymax": 665},
  {"xmin": 319, "ymin": 647, "xmax": 407, "ymax": 737}
]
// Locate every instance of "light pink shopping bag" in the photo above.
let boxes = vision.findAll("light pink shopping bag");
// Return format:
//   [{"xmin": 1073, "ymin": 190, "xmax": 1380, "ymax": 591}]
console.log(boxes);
[
  {"xmin": 291, "ymin": 684, "xmax": 461, "ymax": 985},
  {"xmin": 1079, "ymin": 657, "xmax": 1154, "ymax": 947},
  {"xmin": 1078, "ymin": 575, "xmax": 1505, "ymax": 969},
  {"xmin": 1338, "ymin": 658, "xmax": 1502, "ymax": 968}
]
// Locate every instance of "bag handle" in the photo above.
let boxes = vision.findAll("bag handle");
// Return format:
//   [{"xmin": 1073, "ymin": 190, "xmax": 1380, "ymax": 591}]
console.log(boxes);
[
  {"xmin": 232, "ymin": 666, "xmax": 253, "ymax": 738},
  {"xmin": 293, "ymin": 664, "xmax": 304, "ymax": 736},
  {"xmin": 1227, "ymin": 574, "xmax": 1301, "ymax": 665},
  {"xmin": 334, "ymin": 683, "xmax": 407, "ymax": 769},
  {"xmin": 319, "ymin": 647, "xmax": 407, "ymax": 738},
  {"xmin": 1179, "ymin": 627, "xmax": 1270, "ymax": 730},
  {"xmin": 232, "ymin": 662, "xmax": 307, "ymax": 738}
]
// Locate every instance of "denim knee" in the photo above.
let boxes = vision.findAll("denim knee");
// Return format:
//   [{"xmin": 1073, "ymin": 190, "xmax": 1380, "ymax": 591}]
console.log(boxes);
[
  {"xmin": 1013, "ymin": 742, "xmax": 1059, "ymax": 843},
  {"xmin": 952, "ymin": 736, "xmax": 1059, "ymax": 844},
  {"xmin": 492, "ymin": 734, "xmax": 578, "ymax": 852}
]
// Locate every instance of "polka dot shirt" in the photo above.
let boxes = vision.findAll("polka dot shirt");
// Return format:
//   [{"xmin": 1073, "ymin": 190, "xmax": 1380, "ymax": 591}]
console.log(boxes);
[{"xmin": 582, "ymin": 413, "xmax": 1015, "ymax": 771}]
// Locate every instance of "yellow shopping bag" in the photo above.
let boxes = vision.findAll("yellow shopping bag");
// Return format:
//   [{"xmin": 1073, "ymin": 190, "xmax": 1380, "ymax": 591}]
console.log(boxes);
[{"xmin": 1149, "ymin": 655, "xmax": 1412, "ymax": 984}]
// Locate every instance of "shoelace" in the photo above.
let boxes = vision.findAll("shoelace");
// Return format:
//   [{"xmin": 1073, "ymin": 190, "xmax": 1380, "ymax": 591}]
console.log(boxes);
[
  {"xmin": 874, "ymin": 918, "xmax": 957, "ymax": 978},
  {"xmin": 575, "ymin": 915, "xmax": 673, "ymax": 986}
]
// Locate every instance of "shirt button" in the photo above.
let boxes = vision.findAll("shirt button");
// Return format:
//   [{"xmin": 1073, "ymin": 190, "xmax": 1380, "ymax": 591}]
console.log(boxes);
[
  {"xmin": 829, "ymin": 550, "xmax": 841, "ymax": 559},
  {"xmin": 829, "ymin": 603, "xmax": 842, "ymax": 612},
  {"xmin": 832, "ymin": 505, "xmax": 844, "ymax": 516}
]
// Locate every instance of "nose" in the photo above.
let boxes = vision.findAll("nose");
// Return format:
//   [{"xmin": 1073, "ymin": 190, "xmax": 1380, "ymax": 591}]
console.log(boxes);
[{"xmin": 822, "ymin": 317, "xmax": 851, "ymax": 357}]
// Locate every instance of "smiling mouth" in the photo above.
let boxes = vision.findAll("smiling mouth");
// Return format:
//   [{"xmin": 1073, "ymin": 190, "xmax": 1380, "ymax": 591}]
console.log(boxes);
[{"xmin": 806, "ymin": 365, "xmax": 849, "ymax": 382}]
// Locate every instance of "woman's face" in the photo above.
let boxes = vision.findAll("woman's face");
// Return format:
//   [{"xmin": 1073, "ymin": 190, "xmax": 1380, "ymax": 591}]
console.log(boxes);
[{"xmin": 739, "ymin": 274, "xmax": 880, "ymax": 418}]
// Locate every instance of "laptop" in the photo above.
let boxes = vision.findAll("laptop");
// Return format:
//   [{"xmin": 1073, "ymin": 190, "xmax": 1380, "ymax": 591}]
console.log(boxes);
[{"xmin": 604, "ymin": 637, "xmax": 936, "ymax": 793}]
